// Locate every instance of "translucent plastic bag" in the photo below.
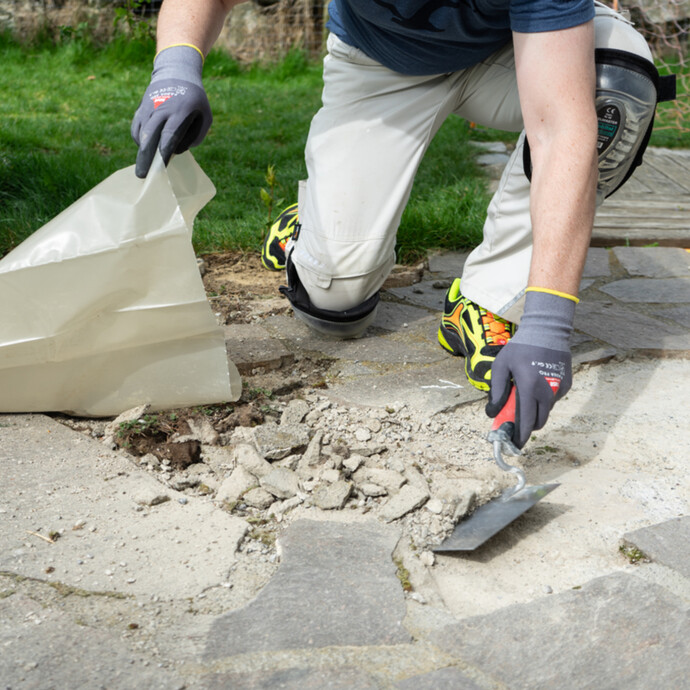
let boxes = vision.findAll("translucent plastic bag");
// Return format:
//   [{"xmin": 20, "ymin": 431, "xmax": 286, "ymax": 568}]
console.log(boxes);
[{"xmin": 0, "ymin": 151, "xmax": 241, "ymax": 416}]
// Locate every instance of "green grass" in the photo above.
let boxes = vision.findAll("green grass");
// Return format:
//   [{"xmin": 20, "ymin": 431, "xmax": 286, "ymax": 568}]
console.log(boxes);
[
  {"xmin": 0, "ymin": 33, "xmax": 496, "ymax": 262},
  {"xmin": 1, "ymin": 33, "xmax": 688, "ymax": 262}
]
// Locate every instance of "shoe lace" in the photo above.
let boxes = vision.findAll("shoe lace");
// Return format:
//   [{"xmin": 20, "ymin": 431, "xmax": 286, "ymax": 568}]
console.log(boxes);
[{"xmin": 479, "ymin": 307, "xmax": 513, "ymax": 347}]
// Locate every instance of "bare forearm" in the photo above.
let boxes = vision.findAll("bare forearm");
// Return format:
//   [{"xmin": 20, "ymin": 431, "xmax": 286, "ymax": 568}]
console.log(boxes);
[
  {"xmin": 514, "ymin": 22, "xmax": 598, "ymax": 297},
  {"xmin": 528, "ymin": 133, "xmax": 597, "ymax": 295},
  {"xmin": 156, "ymin": 0, "xmax": 246, "ymax": 55}
]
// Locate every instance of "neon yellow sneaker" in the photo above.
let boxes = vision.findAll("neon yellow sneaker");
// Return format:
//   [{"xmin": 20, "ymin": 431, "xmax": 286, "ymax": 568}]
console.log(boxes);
[
  {"xmin": 261, "ymin": 203, "xmax": 299, "ymax": 271},
  {"xmin": 438, "ymin": 278, "xmax": 515, "ymax": 391}
]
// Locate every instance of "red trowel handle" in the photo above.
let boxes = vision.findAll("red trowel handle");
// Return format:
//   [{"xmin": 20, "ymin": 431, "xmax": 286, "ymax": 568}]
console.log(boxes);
[{"xmin": 491, "ymin": 386, "xmax": 516, "ymax": 432}]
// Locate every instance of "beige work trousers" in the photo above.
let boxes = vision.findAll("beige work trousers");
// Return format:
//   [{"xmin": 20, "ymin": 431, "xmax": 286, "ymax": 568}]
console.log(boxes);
[{"xmin": 289, "ymin": 4, "xmax": 645, "ymax": 323}]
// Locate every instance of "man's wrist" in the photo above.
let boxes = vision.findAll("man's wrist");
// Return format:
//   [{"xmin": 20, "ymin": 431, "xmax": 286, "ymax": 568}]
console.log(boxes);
[
  {"xmin": 151, "ymin": 45, "xmax": 204, "ymax": 86},
  {"xmin": 513, "ymin": 289, "xmax": 577, "ymax": 351},
  {"xmin": 525, "ymin": 286, "xmax": 579, "ymax": 304}
]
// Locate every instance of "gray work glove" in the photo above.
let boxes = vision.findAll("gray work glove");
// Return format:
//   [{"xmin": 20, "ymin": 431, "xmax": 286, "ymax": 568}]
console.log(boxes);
[
  {"xmin": 485, "ymin": 290, "xmax": 576, "ymax": 449},
  {"xmin": 131, "ymin": 45, "xmax": 212, "ymax": 178}
]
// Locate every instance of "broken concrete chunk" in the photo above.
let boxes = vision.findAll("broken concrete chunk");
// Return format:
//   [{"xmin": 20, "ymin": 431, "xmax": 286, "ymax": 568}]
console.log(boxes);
[
  {"xmin": 260, "ymin": 467, "xmax": 301, "ymax": 499},
  {"xmin": 254, "ymin": 422, "xmax": 310, "ymax": 460},
  {"xmin": 216, "ymin": 466, "xmax": 258, "ymax": 506},
  {"xmin": 342, "ymin": 454, "xmax": 365, "ymax": 474},
  {"xmin": 133, "ymin": 488, "xmax": 170, "ymax": 507},
  {"xmin": 104, "ymin": 404, "xmax": 151, "ymax": 443},
  {"xmin": 280, "ymin": 399, "xmax": 310, "ymax": 427},
  {"xmin": 380, "ymin": 485, "xmax": 429, "ymax": 522},
  {"xmin": 313, "ymin": 481, "xmax": 353, "ymax": 510},
  {"xmin": 425, "ymin": 498, "xmax": 444, "ymax": 514},
  {"xmin": 243, "ymin": 487, "xmax": 276, "ymax": 510},
  {"xmin": 353, "ymin": 467, "xmax": 406, "ymax": 494},
  {"xmin": 185, "ymin": 417, "xmax": 220, "ymax": 445},
  {"xmin": 359, "ymin": 483, "xmax": 388, "ymax": 498},
  {"xmin": 404, "ymin": 465, "xmax": 429, "ymax": 492},
  {"xmin": 233, "ymin": 443, "xmax": 273, "ymax": 478},
  {"xmin": 355, "ymin": 427, "xmax": 372, "ymax": 442},
  {"xmin": 319, "ymin": 468, "xmax": 341, "ymax": 484},
  {"xmin": 268, "ymin": 495, "xmax": 303, "ymax": 518},
  {"xmin": 296, "ymin": 429, "xmax": 324, "ymax": 477}
]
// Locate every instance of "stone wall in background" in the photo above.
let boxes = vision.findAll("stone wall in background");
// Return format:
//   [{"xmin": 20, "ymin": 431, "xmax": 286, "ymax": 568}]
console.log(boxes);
[
  {"xmin": 0, "ymin": 0, "xmax": 328, "ymax": 61},
  {"xmin": 0, "ymin": 1, "xmax": 685, "ymax": 62}
]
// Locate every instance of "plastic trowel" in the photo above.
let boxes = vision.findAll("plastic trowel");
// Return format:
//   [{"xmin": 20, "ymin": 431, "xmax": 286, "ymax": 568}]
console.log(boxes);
[{"xmin": 434, "ymin": 388, "xmax": 559, "ymax": 552}]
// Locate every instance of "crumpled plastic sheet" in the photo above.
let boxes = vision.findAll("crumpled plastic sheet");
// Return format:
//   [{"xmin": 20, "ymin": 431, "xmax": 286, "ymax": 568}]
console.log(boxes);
[{"xmin": 0, "ymin": 151, "xmax": 241, "ymax": 416}]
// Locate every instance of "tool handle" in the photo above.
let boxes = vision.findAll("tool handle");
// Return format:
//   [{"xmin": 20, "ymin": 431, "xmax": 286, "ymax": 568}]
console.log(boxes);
[
  {"xmin": 488, "ymin": 386, "xmax": 521, "ymax": 457},
  {"xmin": 491, "ymin": 386, "xmax": 516, "ymax": 432}
]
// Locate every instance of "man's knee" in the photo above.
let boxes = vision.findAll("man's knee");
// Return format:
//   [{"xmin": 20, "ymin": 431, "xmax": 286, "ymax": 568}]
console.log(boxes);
[{"xmin": 279, "ymin": 253, "xmax": 383, "ymax": 338}]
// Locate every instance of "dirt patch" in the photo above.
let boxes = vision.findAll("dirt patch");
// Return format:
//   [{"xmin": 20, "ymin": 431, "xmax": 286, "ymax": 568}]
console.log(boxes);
[
  {"xmin": 200, "ymin": 251, "xmax": 289, "ymax": 325},
  {"xmin": 200, "ymin": 250, "xmax": 425, "ymax": 326}
]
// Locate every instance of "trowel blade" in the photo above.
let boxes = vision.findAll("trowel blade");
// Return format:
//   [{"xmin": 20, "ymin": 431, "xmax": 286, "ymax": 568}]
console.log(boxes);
[{"xmin": 433, "ymin": 483, "xmax": 559, "ymax": 552}]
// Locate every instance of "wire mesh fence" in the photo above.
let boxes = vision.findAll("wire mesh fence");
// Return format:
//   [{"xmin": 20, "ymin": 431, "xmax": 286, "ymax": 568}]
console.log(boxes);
[{"xmin": 621, "ymin": 0, "xmax": 689, "ymax": 132}]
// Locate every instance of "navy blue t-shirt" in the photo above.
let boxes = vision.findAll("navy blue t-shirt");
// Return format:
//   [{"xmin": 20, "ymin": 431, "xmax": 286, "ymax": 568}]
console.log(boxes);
[{"xmin": 327, "ymin": 0, "xmax": 595, "ymax": 75}]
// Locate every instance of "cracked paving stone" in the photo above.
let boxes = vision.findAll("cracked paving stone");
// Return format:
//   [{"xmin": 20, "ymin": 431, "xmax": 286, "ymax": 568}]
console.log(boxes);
[
  {"xmin": 430, "ymin": 573, "xmax": 690, "ymax": 689},
  {"xmin": 612, "ymin": 247, "xmax": 690, "ymax": 278},
  {"xmin": 582, "ymin": 247, "xmax": 611, "ymax": 278},
  {"xmin": 203, "ymin": 666, "xmax": 380, "ymax": 690},
  {"xmin": 599, "ymin": 278, "xmax": 690, "ymax": 303},
  {"xmin": 204, "ymin": 520, "xmax": 409, "ymax": 658},
  {"xmin": 395, "ymin": 666, "xmax": 483, "ymax": 689},
  {"xmin": 386, "ymin": 282, "xmax": 447, "ymax": 311},
  {"xmin": 426, "ymin": 250, "xmax": 469, "ymax": 278},
  {"xmin": 622, "ymin": 516, "xmax": 690, "ymax": 578},
  {"xmin": 574, "ymin": 302, "xmax": 690, "ymax": 351}
]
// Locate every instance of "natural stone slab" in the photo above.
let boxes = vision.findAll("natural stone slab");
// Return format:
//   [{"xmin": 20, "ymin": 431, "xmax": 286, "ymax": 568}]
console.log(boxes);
[
  {"xmin": 471, "ymin": 141, "xmax": 508, "ymax": 153},
  {"xmin": 224, "ymin": 324, "xmax": 294, "ymax": 374},
  {"xmin": 395, "ymin": 667, "xmax": 483, "ymax": 689},
  {"xmin": 204, "ymin": 666, "xmax": 380, "ymax": 690},
  {"xmin": 574, "ymin": 302, "xmax": 690, "ymax": 351},
  {"xmin": 430, "ymin": 573, "xmax": 690, "ymax": 689},
  {"xmin": 375, "ymin": 300, "xmax": 436, "ymax": 331},
  {"xmin": 386, "ymin": 281, "xmax": 447, "ymax": 311},
  {"xmin": 477, "ymin": 151, "xmax": 510, "ymax": 166},
  {"xmin": 204, "ymin": 520, "xmax": 409, "ymax": 657},
  {"xmin": 572, "ymin": 345, "xmax": 617, "ymax": 369},
  {"xmin": 613, "ymin": 247, "xmax": 690, "ymax": 278},
  {"xmin": 0, "ymin": 593, "xmax": 182, "ymax": 689},
  {"xmin": 599, "ymin": 278, "xmax": 690, "ymax": 303},
  {"xmin": 622, "ymin": 516, "xmax": 690, "ymax": 578},
  {"xmin": 656, "ymin": 305, "xmax": 690, "ymax": 329},
  {"xmin": 582, "ymin": 247, "xmax": 611, "ymax": 278},
  {"xmin": 427, "ymin": 251, "xmax": 469, "ymax": 278},
  {"xmin": 0, "ymin": 415, "xmax": 248, "ymax": 599}
]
